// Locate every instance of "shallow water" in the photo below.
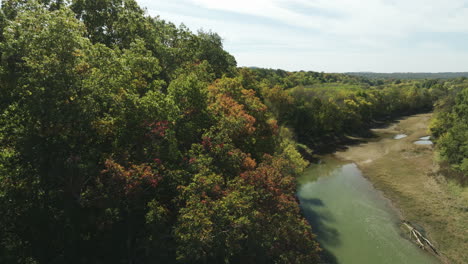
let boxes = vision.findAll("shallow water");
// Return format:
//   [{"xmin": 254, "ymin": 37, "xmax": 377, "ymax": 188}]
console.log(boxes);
[
  {"xmin": 414, "ymin": 140, "xmax": 433, "ymax": 145},
  {"xmin": 297, "ymin": 157, "xmax": 438, "ymax": 264},
  {"xmin": 394, "ymin": 134, "xmax": 408, "ymax": 139},
  {"xmin": 419, "ymin": 136, "xmax": 431, "ymax": 140}
]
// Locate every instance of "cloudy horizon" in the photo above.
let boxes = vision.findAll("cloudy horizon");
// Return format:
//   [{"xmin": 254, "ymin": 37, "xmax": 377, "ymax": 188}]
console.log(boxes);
[{"xmin": 120, "ymin": 1, "xmax": 466, "ymax": 72}]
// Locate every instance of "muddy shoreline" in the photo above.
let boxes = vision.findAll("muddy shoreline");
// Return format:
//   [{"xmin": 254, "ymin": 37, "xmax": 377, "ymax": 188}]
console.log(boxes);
[{"xmin": 330, "ymin": 113, "xmax": 468, "ymax": 264}]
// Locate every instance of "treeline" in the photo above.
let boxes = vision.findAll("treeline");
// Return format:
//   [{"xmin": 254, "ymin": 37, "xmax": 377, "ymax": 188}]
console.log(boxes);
[
  {"xmin": 251, "ymin": 69, "xmax": 434, "ymax": 150},
  {"xmin": 0, "ymin": 1, "xmax": 319, "ymax": 263},
  {"xmin": 346, "ymin": 72, "xmax": 468, "ymax": 80},
  {"xmin": 251, "ymin": 68, "xmax": 376, "ymax": 88},
  {"xmin": 430, "ymin": 78, "xmax": 468, "ymax": 184}
]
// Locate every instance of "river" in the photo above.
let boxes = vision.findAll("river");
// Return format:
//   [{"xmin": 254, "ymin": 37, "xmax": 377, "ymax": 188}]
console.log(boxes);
[{"xmin": 297, "ymin": 154, "xmax": 439, "ymax": 264}]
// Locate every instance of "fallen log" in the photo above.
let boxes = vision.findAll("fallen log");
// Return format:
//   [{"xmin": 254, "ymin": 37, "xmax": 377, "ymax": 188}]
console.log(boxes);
[{"xmin": 402, "ymin": 221, "xmax": 439, "ymax": 255}]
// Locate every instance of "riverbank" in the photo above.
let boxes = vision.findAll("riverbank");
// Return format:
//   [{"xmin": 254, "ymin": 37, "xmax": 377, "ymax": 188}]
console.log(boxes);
[{"xmin": 334, "ymin": 113, "xmax": 468, "ymax": 264}]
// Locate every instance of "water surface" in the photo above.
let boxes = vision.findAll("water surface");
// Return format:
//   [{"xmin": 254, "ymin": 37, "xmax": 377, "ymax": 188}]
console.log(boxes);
[
  {"xmin": 414, "ymin": 140, "xmax": 433, "ymax": 145},
  {"xmin": 413, "ymin": 136, "xmax": 433, "ymax": 145},
  {"xmin": 297, "ymin": 157, "xmax": 438, "ymax": 264},
  {"xmin": 394, "ymin": 134, "xmax": 407, "ymax": 139}
]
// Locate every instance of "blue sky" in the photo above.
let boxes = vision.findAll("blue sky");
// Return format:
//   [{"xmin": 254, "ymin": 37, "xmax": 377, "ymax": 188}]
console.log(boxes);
[{"xmin": 143, "ymin": 1, "xmax": 465, "ymax": 72}]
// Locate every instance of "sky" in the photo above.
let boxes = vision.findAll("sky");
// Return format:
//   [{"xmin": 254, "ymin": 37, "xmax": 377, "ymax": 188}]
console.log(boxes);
[{"xmin": 135, "ymin": 0, "xmax": 468, "ymax": 73}]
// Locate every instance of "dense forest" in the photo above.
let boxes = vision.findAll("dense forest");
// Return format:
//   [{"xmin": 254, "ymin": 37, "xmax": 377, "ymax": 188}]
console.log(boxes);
[
  {"xmin": 430, "ymin": 78, "xmax": 468, "ymax": 183},
  {"xmin": 249, "ymin": 69, "xmax": 434, "ymax": 150},
  {"xmin": 0, "ymin": 1, "xmax": 466, "ymax": 263}
]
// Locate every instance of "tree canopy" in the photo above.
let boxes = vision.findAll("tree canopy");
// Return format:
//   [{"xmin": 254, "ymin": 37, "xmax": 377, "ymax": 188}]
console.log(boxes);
[{"xmin": 0, "ymin": 1, "xmax": 465, "ymax": 263}]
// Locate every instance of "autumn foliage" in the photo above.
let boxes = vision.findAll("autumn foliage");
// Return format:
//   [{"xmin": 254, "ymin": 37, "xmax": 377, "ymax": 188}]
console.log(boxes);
[
  {"xmin": 0, "ymin": 1, "xmax": 446, "ymax": 264},
  {"xmin": 0, "ymin": 1, "xmax": 319, "ymax": 263}
]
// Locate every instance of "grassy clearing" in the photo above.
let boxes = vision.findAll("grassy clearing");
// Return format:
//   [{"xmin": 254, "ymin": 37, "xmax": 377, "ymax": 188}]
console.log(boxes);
[{"xmin": 335, "ymin": 113, "xmax": 468, "ymax": 264}]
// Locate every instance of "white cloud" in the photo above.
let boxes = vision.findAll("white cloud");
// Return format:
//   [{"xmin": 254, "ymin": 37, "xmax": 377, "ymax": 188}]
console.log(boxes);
[
  {"xmin": 139, "ymin": 0, "xmax": 468, "ymax": 72},
  {"xmin": 189, "ymin": 0, "xmax": 340, "ymax": 31},
  {"xmin": 187, "ymin": 0, "xmax": 468, "ymax": 36}
]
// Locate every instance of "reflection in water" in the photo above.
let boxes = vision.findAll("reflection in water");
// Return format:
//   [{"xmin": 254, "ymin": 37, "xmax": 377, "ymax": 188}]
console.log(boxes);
[
  {"xmin": 297, "ymin": 157, "xmax": 438, "ymax": 264},
  {"xmin": 300, "ymin": 197, "xmax": 340, "ymax": 264}
]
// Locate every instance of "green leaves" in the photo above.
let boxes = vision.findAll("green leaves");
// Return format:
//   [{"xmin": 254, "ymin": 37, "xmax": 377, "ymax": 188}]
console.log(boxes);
[
  {"xmin": 0, "ymin": 2, "xmax": 321, "ymax": 263},
  {"xmin": 432, "ymin": 82, "xmax": 468, "ymax": 180}
]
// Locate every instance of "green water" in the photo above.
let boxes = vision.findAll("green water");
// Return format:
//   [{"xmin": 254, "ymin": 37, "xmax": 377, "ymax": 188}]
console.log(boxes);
[{"xmin": 297, "ymin": 157, "xmax": 439, "ymax": 264}]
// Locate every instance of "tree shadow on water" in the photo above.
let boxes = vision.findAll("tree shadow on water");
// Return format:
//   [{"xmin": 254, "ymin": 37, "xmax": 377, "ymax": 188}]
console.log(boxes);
[{"xmin": 300, "ymin": 197, "xmax": 341, "ymax": 264}]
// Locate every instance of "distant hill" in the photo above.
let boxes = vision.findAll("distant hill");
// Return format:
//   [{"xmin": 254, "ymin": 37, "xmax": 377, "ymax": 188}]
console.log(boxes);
[{"xmin": 345, "ymin": 72, "xmax": 468, "ymax": 80}]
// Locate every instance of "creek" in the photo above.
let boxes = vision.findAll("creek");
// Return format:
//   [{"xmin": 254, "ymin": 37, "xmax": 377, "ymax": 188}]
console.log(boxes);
[{"xmin": 297, "ymin": 156, "xmax": 439, "ymax": 264}]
